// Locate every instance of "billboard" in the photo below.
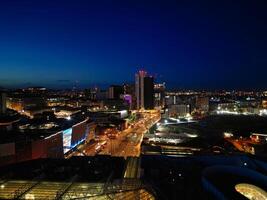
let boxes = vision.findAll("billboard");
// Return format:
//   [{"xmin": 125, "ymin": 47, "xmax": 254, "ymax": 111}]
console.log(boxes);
[{"xmin": 63, "ymin": 128, "xmax": 72, "ymax": 153}]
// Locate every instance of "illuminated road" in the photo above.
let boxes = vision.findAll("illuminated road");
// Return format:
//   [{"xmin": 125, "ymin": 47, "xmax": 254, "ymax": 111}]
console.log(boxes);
[
  {"xmin": 67, "ymin": 110, "xmax": 160, "ymax": 158},
  {"xmin": 98, "ymin": 111, "xmax": 161, "ymax": 157}
]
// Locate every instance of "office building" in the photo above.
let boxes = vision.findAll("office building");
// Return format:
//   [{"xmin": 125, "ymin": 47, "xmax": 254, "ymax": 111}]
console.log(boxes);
[
  {"xmin": 135, "ymin": 70, "xmax": 154, "ymax": 110},
  {"xmin": 154, "ymin": 83, "xmax": 166, "ymax": 108},
  {"xmin": 108, "ymin": 85, "xmax": 124, "ymax": 99},
  {"xmin": 169, "ymin": 104, "xmax": 190, "ymax": 118},
  {"xmin": 144, "ymin": 76, "xmax": 154, "ymax": 109},
  {"xmin": 195, "ymin": 96, "xmax": 209, "ymax": 113}
]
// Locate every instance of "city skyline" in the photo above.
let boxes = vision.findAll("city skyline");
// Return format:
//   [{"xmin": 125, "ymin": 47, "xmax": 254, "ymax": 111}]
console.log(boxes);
[
  {"xmin": 1, "ymin": 1, "xmax": 267, "ymax": 199},
  {"xmin": 0, "ymin": 0, "xmax": 267, "ymax": 90}
]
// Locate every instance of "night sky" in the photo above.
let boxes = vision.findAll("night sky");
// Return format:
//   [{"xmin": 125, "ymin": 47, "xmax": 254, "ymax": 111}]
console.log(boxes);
[{"xmin": 0, "ymin": 0, "xmax": 266, "ymax": 89}]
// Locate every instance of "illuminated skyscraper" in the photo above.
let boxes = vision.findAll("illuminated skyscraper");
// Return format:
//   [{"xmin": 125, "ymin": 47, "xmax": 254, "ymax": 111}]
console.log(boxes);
[{"xmin": 135, "ymin": 70, "xmax": 154, "ymax": 110}]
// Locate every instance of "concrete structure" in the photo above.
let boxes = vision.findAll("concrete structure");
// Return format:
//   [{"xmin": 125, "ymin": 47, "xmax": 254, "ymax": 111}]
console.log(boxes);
[
  {"xmin": 135, "ymin": 70, "xmax": 146, "ymax": 109},
  {"xmin": 154, "ymin": 83, "xmax": 165, "ymax": 108},
  {"xmin": 0, "ymin": 116, "xmax": 96, "ymax": 166},
  {"xmin": 144, "ymin": 77, "xmax": 154, "ymax": 109},
  {"xmin": 108, "ymin": 85, "xmax": 124, "ymax": 99},
  {"xmin": 195, "ymin": 96, "xmax": 209, "ymax": 113},
  {"xmin": 135, "ymin": 71, "xmax": 154, "ymax": 110},
  {"xmin": 169, "ymin": 104, "xmax": 190, "ymax": 118}
]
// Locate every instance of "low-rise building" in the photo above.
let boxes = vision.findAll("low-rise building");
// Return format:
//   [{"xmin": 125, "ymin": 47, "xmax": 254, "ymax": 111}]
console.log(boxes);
[
  {"xmin": 0, "ymin": 114, "xmax": 95, "ymax": 166},
  {"xmin": 169, "ymin": 104, "xmax": 190, "ymax": 118}
]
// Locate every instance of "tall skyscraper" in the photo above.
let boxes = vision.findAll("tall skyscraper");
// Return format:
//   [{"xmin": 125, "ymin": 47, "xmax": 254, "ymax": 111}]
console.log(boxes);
[
  {"xmin": 144, "ymin": 76, "xmax": 154, "ymax": 109},
  {"xmin": 135, "ymin": 70, "xmax": 154, "ymax": 110}
]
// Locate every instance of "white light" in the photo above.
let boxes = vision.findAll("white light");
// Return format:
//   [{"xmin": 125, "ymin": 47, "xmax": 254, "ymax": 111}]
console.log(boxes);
[
  {"xmin": 244, "ymin": 162, "xmax": 247, "ymax": 166},
  {"xmin": 224, "ymin": 132, "xmax": 233, "ymax": 138},
  {"xmin": 25, "ymin": 194, "xmax": 35, "ymax": 200},
  {"xmin": 66, "ymin": 116, "xmax": 71, "ymax": 120},
  {"xmin": 164, "ymin": 120, "xmax": 168, "ymax": 124},
  {"xmin": 0, "ymin": 184, "xmax": 4, "ymax": 189}
]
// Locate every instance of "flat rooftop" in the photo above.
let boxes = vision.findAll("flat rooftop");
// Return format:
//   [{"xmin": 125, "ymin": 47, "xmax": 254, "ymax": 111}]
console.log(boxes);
[{"xmin": 0, "ymin": 112, "xmax": 93, "ymax": 144}]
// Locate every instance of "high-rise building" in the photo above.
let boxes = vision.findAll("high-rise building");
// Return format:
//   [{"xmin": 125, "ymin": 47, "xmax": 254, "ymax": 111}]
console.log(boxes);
[
  {"xmin": 154, "ymin": 83, "xmax": 166, "ymax": 108},
  {"xmin": 0, "ymin": 92, "xmax": 7, "ymax": 114},
  {"xmin": 144, "ymin": 76, "xmax": 154, "ymax": 109},
  {"xmin": 195, "ymin": 96, "xmax": 209, "ymax": 113},
  {"xmin": 135, "ymin": 70, "xmax": 146, "ymax": 109},
  {"xmin": 108, "ymin": 85, "xmax": 124, "ymax": 99},
  {"xmin": 135, "ymin": 70, "xmax": 154, "ymax": 110}
]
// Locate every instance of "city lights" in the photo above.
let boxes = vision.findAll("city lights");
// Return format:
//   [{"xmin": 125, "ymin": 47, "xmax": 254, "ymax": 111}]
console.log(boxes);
[{"xmin": 0, "ymin": 1, "xmax": 266, "ymax": 199}]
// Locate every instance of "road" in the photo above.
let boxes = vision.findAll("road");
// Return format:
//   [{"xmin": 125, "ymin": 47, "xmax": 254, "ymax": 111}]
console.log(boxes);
[
  {"xmin": 67, "ymin": 110, "xmax": 160, "ymax": 158},
  {"xmin": 99, "ymin": 111, "xmax": 160, "ymax": 157}
]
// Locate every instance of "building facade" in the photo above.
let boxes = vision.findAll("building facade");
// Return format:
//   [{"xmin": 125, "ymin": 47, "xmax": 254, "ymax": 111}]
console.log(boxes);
[
  {"xmin": 135, "ymin": 70, "xmax": 154, "ymax": 110},
  {"xmin": 154, "ymin": 83, "xmax": 166, "ymax": 108},
  {"xmin": 108, "ymin": 85, "xmax": 124, "ymax": 99}
]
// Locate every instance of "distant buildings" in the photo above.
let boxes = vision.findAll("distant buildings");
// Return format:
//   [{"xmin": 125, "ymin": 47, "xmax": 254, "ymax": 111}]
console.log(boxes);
[
  {"xmin": 122, "ymin": 83, "xmax": 135, "ymax": 109},
  {"xmin": 96, "ymin": 89, "xmax": 108, "ymax": 100},
  {"xmin": 0, "ymin": 92, "xmax": 7, "ymax": 114},
  {"xmin": 85, "ymin": 87, "xmax": 97, "ymax": 100},
  {"xmin": 108, "ymin": 85, "xmax": 124, "ymax": 99},
  {"xmin": 6, "ymin": 87, "xmax": 47, "ymax": 115},
  {"xmin": 154, "ymin": 83, "xmax": 165, "ymax": 108},
  {"xmin": 195, "ymin": 96, "xmax": 209, "ymax": 113},
  {"xmin": 169, "ymin": 104, "xmax": 190, "ymax": 118},
  {"xmin": 135, "ymin": 70, "xmax": 154, "ymax": 110},
  {"xmin": 262, "ymin": 100, "xmax": 267, "ymax": 108}
]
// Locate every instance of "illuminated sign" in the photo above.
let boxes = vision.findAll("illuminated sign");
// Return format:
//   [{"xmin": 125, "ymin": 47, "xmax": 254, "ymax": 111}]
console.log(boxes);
[{"xmin": 63, "ymin": 128, "xmax": 72, "ymax": 153}]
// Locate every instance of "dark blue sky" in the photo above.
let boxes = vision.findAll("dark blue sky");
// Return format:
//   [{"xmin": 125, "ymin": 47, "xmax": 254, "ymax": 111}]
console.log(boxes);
[{"xmin": 0, "ymin": 0, "xmax": 266, "ymax": 89}]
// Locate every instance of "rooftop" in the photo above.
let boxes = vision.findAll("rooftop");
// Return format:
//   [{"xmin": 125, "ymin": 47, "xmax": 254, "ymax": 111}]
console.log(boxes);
[
  {"xmin": 0, "ymin": 112, "xmax": 92, "ymax": 144},
  {"xmin": 0, "ymin": 157, "xmax": 154, "ymax": 200}
]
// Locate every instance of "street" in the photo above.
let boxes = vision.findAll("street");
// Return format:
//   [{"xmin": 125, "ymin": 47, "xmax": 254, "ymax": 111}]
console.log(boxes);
[{"xmin": 67, "ymin": 110, "xmax": 161, "ymax": 158}]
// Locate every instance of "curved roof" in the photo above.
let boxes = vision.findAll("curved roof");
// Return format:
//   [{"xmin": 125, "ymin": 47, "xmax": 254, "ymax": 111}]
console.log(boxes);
[
  {"xmin": 235, "ymin": 183, "xmax": 267, "ymax": 200},
  {"xmin": 202, "ymin": 165, "xmax": 267, "ymax": 200}
]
